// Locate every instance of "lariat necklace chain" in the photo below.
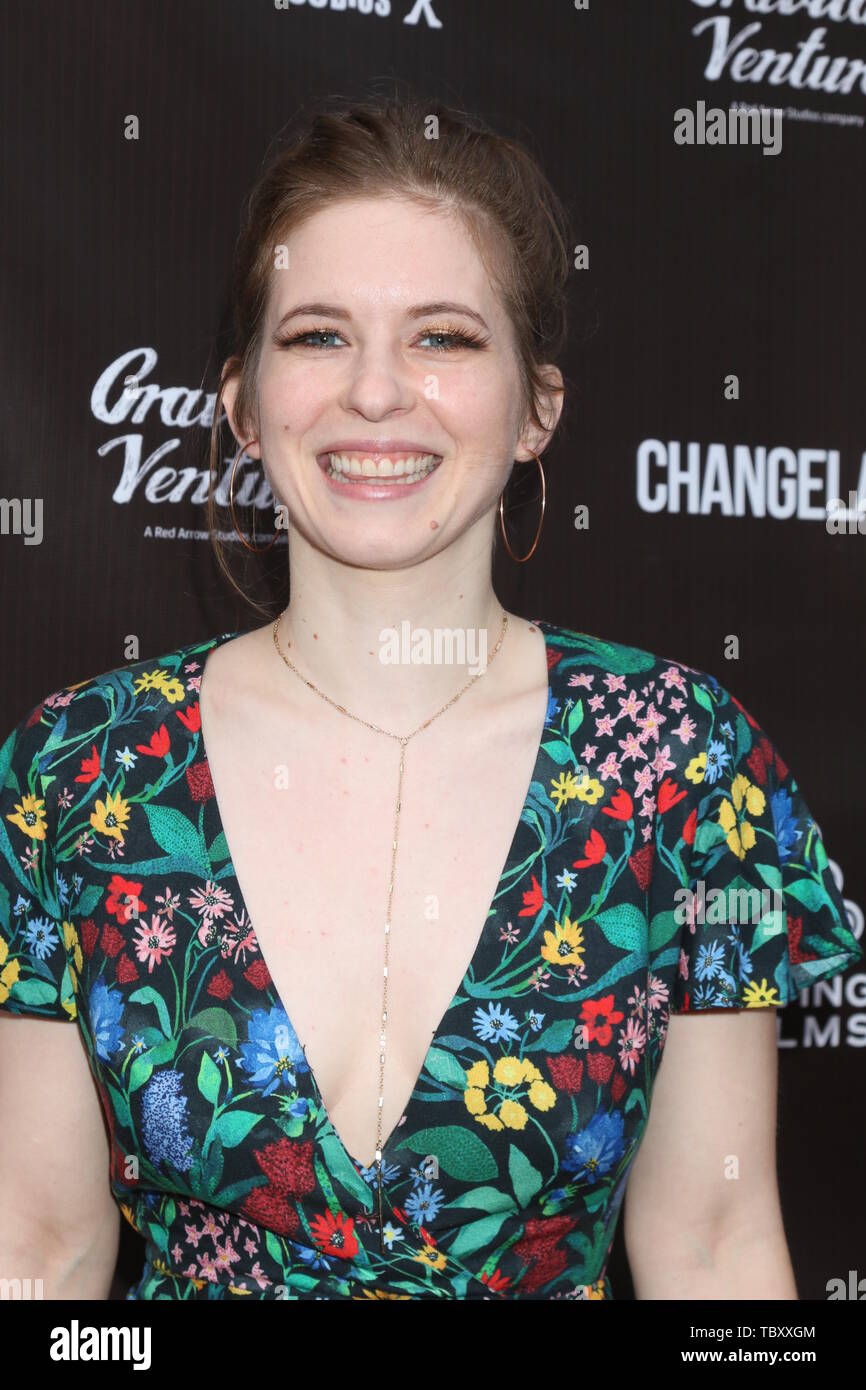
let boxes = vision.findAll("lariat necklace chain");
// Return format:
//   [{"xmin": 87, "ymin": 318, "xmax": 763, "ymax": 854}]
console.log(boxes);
[{"xmin": 271, "ymin": 607, "xmax": 509, "ymax": 1254}]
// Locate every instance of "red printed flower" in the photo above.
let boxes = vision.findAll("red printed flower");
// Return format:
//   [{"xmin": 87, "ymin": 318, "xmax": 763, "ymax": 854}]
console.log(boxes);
[
  {"xmin": 657, "ymin": 778, "xmax": 687, "ymax": 813},
  {"xmin": 177, "ymin": 702, "xmax": 201, "ymax": 733},
  {"xmin": 628, "ymin": 843, "xmax": 654, "ymax": 892},
  {"xmin": 601, "ymin": 788, "xmax": 633, "ymax": 821},
  {"xmin": 573, "ymin": 828, "xmax": 606, "ymax": 868},
  {"xmin": 747, "ymin": 735, "xmax": 789, "ymax": 788},
  {"xmin": 244, "ymin": 958, "xmax": 272, "ymax": 991},
  {"xmin": 186, "ymin": 759, "xmax": 215, "ymax": 804},
  {"xmin": 115, "ymin": 952, "xmax": 139, "ymax": 984},
  {"xmin": 207, "ymin": 968, "xmax": 233, "ymax": 1000},
  {"xmin": 101, "ymin": 921, "xmax": 126, "ymax": 958},
  {"xmin": 480, "ymin": 1267, "xmax": 512, "ymax": 1293},
  {"xmin": 545, "ymin": 1053, "xmax": 583, "ymax": 1094},
  {"xmin": 80, "ymin": 918, "xmax": 99, "ymax": 958},
  {"xmin": 309, "ymin": 1209, "xmax": 359, "ymax": 1260},
  {"xmin": 135, "ymin": 724, "xmax": 170, "ymax": 758},
  {"xmin": 513, "ymin": 1214, "xmax": 576, "ymax": 1294},
  {"xmin": 788, "ymin": 914, "xmax": 817, "ymax": 966},
  {"xmin": 587, "ymin": 1051, "xmax": 615, "ymax": 1084},
  {"xmin": 105, "ymin": 874, "xmax": 147, "ymax": 924},
  {"xmin": 580, "ymin": 994, "xmax": 625, "ymax": 1047},
  {"xmin": 519, "ymin": 875, "xmax": 545, "ymax": 917},
  {"xmin": 682, "ymin": 807, "xmax": 698, "ymax": 847},
  {"xmin": 75, "ymin": 744, "xmax": 101, "ymax": 784}
]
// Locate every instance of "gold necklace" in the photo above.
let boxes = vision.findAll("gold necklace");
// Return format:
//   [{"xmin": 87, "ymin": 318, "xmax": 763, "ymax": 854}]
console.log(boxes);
[{"xmin": 271, "ymin": 606, "xmax": 509, "ymax": 1254}]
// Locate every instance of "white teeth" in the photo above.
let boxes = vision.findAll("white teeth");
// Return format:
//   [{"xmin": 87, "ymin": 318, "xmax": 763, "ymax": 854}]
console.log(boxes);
[{"xmin": 324, "ymin": 451, "xmax": 439, "ymax": 484}]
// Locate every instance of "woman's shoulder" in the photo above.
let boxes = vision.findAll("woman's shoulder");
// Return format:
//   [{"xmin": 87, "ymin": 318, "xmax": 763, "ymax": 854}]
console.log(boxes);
[
  {"xmin": 0, "ymin": 629, "xmax": 245, "ymax": 806},
  {"xmin": 534, "ymin": 616, "xmax": 740, "ymax": 729}
]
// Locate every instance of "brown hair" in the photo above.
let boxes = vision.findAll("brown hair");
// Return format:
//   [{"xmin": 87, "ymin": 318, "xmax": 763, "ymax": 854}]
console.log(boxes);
[{"xmin": 207, "ymin": 86, "xmax": 574, "ymax": 617}]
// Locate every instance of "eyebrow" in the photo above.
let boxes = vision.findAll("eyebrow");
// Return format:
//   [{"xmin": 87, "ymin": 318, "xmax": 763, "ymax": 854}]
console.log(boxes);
[{"xmin": 273, "ymin": 300, "xmax": 491, "ymax": 333}]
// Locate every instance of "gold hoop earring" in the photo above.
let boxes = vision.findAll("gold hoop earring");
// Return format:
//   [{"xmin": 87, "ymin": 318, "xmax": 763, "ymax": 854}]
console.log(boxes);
[
  {"xmin": 229, "ymin": 439, "xmax": 278, "ymax": 554},
  {"xmin": 498, "ymin": 450, "xmax": 546, "ymax": 562}
]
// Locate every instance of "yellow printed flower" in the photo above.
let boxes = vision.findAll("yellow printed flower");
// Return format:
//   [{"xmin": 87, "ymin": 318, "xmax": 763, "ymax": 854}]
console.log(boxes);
[
  {"xmin": 575, "ymin": 775, "xmax": 604, "ymax": 805},
  {"xmin": 62, "ymin": 921, "xmax": 83, "ymax": 995},
  {"xmin": 540, "ymin": 915, "xmax": 585, "ymax": 968},
  {"xmin": 685, "ymin": 752, "xmax": 707, "ymax": 785},
  {"xmin": 133, "ymin": 669, "xmax": 186, "ymax": 704},
  {"xmin": 0, "ymin": 934, "xmax": 21, "ymax": 1005},
  {"xmin": 476, "ymin": 1112, "xmax": 504, "ymax": 1131},
  {"xmin": 718, "ymin": 773, "xmax": 766, "ymax": 860},
  {"xmin": 527, "ymin": 1079, "xmax": 556, "ymax": 1112},
  {"xmin": 90, "ymin": 790, "xmax": 131, "ymax": 843},
  {"xmin": 743, "ymin": 978, "xmax": 781, "ymax": 1008},
  {"xmin": 492, "ymin": 1055, "xmax": 524, "ymax": 1087},
  {"xmin": 464, "ymin": 1086, "xmax": 487, "ymax": 1116},
  {"xmin": 6, "ymin": 792, "xmax": 48, "ymax": 842},
  {"xmin": 586, "ymin": 1279, "xmax": 606, "ymax": 1300},
  {"xmin": 465, "ymin": 1060, "xmax": 489, "ymax": 1089},
  {"xmin": 414, "ymin": 1244, "xmax": 447, "ymax": 1272},
  {"xmin": 549, "ymin": 771, "xmax": 581, "ymax": 813},
  {"xmin": 499, "ymin": 1099, "xmax": 529, "ymax": 1130}
]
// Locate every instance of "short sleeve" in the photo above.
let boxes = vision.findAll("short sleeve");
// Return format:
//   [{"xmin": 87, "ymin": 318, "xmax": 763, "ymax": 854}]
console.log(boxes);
[
  {"xmin": 670, "ymin": 686, "xmax": 863, "ymax": 1012},
  {"xmin": 0, "ymin": 701, "xmax": 77, "ymax": 1021}
]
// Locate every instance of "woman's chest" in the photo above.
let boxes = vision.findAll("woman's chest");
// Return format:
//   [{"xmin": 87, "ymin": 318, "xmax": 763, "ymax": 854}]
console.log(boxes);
[{"xmin": 199, "ymin": 687, "xmax": 551, "ymax": 1170}]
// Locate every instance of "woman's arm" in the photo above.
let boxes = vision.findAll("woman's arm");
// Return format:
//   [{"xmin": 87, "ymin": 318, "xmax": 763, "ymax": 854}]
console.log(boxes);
[
  {"xmin": 0, "ymin": 1016, "xmax": 120, "ymax": 1299},
  {"xmin": 623, "ymin": 1008, "xmax": 798, "ymax": 1300}
]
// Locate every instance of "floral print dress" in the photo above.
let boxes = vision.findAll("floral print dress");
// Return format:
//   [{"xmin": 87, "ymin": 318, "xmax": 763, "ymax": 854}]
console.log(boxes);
[{"xmin": 0, "ymin": 620, "xmax": 861, "ymax": 1300}]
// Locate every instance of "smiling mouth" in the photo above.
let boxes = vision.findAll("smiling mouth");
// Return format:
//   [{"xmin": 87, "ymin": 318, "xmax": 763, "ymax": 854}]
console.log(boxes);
[{"xmin": 318, "ymin": 451, "xmax": 442, "ymax": 485}]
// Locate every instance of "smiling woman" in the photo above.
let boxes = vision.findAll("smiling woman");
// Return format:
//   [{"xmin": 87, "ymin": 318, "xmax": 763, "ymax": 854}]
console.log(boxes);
[{"xmin": 0, "ymin": 89, "xmax": 860, "ymax": 1304}]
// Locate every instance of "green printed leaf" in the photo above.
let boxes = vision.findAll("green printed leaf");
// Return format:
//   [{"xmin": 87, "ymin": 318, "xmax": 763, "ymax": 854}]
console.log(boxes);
[
  {"xmin": 128, "ymin": 985, "xmax": 173, "ymax": 1039},
  {"xmin": 188, "ymin": 1007, "xmax": 238, "ymax": 1048},
  {"xmin": 448, "ymin": 1211, "xmax": 511, "ymax": 1260},
  {"xmin": 541, "ymin": 738, "xmax": 576, "ymax": 767},
  {"xmin": 319, "ymin": 1133, "xmax": 374, "ymax": 1211},
  {"xmin": 212, "ymin": 1110, "xmax": 261, "ymax": 1148},
  {"xmin": 422, "ymin": 1045, "xmax": 467, "ymax": 1089},
  {"xmin": 691, "ymin": 682, "xmax": 715, "ymax": 713},
  {"xmin": 74, "ymin": 883, "xmax": 104, "ymax": 918},
  {"xmin": 566, "ymin": 699, "xmax": 584, "ymax": 739},
  {"xmin": 208, "ymin": 831, "xmax": 230, "ymax": 863},
  {"xmin": 141, "ymin": 803, "xmax": 207, "ymax": 867},
  {"xmin": 527, "ymin": 1017, "xmax": 575, "ymax": 1052},
  {"xmin": 784, "ymin": 878, "xmax": 831, "ymax": 913},
  {"xmin": 649, "ymin": 910, "xmax": 680, "ymax": 950},
  {"xmin": 592, "ymin": 904, "xmax": 648, "ymax": 953},
  {"xmin": 443, "ymin": 1185, "xmax": 516, "ymax": 1215},
  {"xmin": 754, "ymin": 861, "xmax": 783, "ymax": 892},
  {"xmin": 508, "ymin": 1145, "xmax": 543, "ymax": 1207},
  {"xmin": 197, "ymin": 1051, "xmax": 222, "ymax": 1104},
  {"xmin": 9, "ymin": 978, "xmax": 58, "ymax": 1007},
  {"xmin": 392, "ymin": 1126, "xmax": 497, "ymax": 1182}
]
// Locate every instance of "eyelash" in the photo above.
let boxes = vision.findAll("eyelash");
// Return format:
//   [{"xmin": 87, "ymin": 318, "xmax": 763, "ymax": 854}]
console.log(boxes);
[{"xmin": 274, "ymin": 323, "xmax": 486, "ymax": 352}]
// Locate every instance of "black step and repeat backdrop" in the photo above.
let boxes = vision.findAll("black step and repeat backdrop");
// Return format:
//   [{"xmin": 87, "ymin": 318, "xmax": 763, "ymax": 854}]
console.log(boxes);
[{"xmin": 2, "ymin": 0, "xmax": 864, "ymax": 1301}]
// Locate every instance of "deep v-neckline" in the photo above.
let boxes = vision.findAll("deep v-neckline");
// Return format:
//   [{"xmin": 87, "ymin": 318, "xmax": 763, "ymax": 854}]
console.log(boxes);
[{"xmin": 194, "ymin": 618, "xmax": 554, "ymax": 1177}]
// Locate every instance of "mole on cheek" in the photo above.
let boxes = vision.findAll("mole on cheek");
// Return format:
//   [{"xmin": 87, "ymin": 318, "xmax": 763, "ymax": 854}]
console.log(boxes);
[{"xmin": 429, "ymin": 519, "xmax": 439, "ymax": 531}]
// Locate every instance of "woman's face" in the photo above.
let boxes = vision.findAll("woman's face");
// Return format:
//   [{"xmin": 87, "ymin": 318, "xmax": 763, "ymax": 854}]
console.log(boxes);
[{"xmin": 223, "ymin": 195, "xmax": 560, "ymax": 570}]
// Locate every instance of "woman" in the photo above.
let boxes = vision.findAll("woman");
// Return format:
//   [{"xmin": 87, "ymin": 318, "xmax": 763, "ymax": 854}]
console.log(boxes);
[{"xmin": 0, "ymin": 95, "xmax": 860, "ymax": 1302}]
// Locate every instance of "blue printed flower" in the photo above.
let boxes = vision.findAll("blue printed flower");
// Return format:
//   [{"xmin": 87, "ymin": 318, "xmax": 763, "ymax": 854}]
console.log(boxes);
[
  {"xmin": 545, "ymin": 690, "xmax": 560, "ymax": 725},
  {"xmin": 89, "ymin": 978, "xmax": 126, "ymax": 1061},
  {"xmin": 703, "ymin": 739, "xmax": 732, "ymax": 785},
  {"xmin": 141, "ymin": 1069, "xmax": 194, "ymax": 1173},
  {"xmin": 403, "ymin": 1181, "xmax": 445, "ymax": 1223},
  {"xmin": 472, "ymin": 1001, "xmax": 520, "ymax": 1044},
  {"xmin": 239, "ymin": 1005, "xmax": 310, "ymax": 1098},
  {"xmin": 24, "ymin": 917, "xmax": 60, "ymax": 960},
  {"xmin": 695, "ymin": 939, "xmax": 727, "ymax": 982},
  {"xmin": 769, "ymin": 787, "xmax": 802, "ymax": 865},
  {"xmin": 562, "ymin": 1109, "xmax": 625, "ymax": 1183}
]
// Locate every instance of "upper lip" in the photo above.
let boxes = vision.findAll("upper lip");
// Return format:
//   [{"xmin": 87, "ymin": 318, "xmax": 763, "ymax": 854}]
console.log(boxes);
[{"xmin": 317, "ymin": 440, "xmax": 443, "ymax": 459}]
